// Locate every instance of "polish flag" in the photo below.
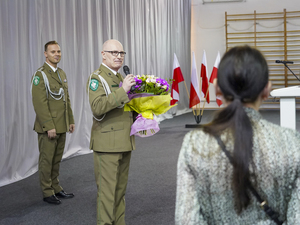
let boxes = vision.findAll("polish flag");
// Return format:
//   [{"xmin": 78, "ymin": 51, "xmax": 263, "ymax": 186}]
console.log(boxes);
[
  {"xmin": 209, "ymin": 51, "xmax": 220, "ymax": 83},
  {"xmin": 170, "ymin": 53, "xmax": 185, "ymax": 106},
  {"xmin": 209, "ymin": 52, "xmax": 223, "ymax": 106},
  {"xmin": 201, "ymin": 50, "xmax": 210, "ymax": 103},
  {"xmin": 216, "ymin": 96, "xmax": 223, "ymax": 107},
  {"xmin": 189, "ymin": 52, "xmax": 201, "ymax": 108}
]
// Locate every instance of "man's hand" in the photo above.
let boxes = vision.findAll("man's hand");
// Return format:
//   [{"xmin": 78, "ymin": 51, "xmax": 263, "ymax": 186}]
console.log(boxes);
[
  {"xmin": 47, "ymin": 129, "xmax": 57, "ymax": 139},
  {"xmin": 69, "ymin": 124, "xmax": 75, "ymax": 133},
  {"xmin": 122, "ymin": 74, "xmax": 136, "ymax": 93}
]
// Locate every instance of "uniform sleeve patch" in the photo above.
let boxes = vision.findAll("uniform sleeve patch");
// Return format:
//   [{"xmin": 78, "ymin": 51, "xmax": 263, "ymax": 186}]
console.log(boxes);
[
  {"xmin": 90, "ymin": 79, "xmax": 99, "ymax": 91},
  {"xmin": 33, "ymin": 76, "xmax": 40, "ymax": 86}
]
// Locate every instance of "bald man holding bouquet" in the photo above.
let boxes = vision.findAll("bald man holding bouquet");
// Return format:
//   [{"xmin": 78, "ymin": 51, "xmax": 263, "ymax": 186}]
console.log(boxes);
[{"xmin": 87, "ymin": 39, "xmax": 136, "ymax": 225}]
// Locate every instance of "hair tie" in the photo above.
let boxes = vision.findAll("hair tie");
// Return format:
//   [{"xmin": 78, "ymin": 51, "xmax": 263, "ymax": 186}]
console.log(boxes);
[
  {"xmin": 225, "ymin": 95, "xmax": 243, "ymax": 102},
  {"xmin": 234, "ymin": 95, "xmax": 242, "ymax": 102}
]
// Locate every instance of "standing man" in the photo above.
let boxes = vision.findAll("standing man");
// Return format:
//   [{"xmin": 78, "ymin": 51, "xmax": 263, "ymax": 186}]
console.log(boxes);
[
  {"xmin": 31, "ymin": 40, "xmax": 75, "ymax": 205},
  {"xmin": 87, "ymin": 39, "xmax": 136, "ymax": 225}
]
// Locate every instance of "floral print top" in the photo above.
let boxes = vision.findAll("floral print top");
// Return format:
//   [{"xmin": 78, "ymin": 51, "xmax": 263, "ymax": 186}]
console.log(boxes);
[{"xmin": 175, "ymin": 108, "xmax": 300, "ymax": 225}]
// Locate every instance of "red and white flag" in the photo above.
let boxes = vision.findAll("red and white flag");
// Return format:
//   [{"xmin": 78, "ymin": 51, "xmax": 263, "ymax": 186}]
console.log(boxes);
[
  {"xmin": 201, "ymin": 50, "xmax": 210, "ymax": 103},
  {"xmin": 170, "ymin": 53, "xmax": 185, "ymax": 106},
  {"xmin": 209, "ymin": 52, "xmax": 222, "ymax": 106},
  {"xmin": 216, "ymin": 96, "xmax": 223, "ymax": 107},
  {"xmin": 189, "ymin": 52, "xmax": 201, "ymax": 108}
]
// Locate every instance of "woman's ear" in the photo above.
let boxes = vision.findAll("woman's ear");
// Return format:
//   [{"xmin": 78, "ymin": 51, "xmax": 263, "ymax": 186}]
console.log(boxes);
[{"xmin": 261, "ymin": 81, "xmax": 272, "ymax": 100}]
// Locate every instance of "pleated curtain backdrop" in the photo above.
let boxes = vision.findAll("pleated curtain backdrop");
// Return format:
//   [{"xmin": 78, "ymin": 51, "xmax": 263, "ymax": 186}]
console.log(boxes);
[{"xmin": 0, "ymin": 0, "xmax": 191, "ymax": 186}]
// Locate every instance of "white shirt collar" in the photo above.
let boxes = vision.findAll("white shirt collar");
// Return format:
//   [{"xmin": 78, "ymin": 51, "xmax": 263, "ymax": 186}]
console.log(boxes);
[
  {"xmin": 45, "ymin": 62, "xmax": 57, "ymax": 72},
  {"xmin": 102, "ymin": 63, "xmax": 118, "ymax": 75}
]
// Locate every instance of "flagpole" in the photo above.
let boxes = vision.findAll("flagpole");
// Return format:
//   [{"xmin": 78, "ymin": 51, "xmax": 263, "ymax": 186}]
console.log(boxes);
[
  {"xmin": 201, "ymin": 82, "xmax": 211, "ymax": 116},
  {"xmin": 198, "ymin": 69, "xmax": 202, "ymax": 117}
]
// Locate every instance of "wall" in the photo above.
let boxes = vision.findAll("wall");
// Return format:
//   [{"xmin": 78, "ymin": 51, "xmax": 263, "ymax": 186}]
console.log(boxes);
[{"xmin": 191, "ymin": 0, "xmax": 299, "ymax": 108}]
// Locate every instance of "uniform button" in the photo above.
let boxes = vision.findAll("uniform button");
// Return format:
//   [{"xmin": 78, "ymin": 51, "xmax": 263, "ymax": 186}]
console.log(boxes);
[
  {"xmin": 121, "ymin": 102, "xmax": 124, "ymax": 104},
  {"xmin": 111, "ymin": 127, "xmax": 113, "ymax": 130}
]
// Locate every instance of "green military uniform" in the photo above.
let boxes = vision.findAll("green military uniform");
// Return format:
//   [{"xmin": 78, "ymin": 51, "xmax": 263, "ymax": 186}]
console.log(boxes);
[
  {"xmin": 87, "ymin": 64, "xmax": 135, "ymax": 225},
  {"xmin": 31, "ymin": 62, "xmax": 74, "ymax": 198}
]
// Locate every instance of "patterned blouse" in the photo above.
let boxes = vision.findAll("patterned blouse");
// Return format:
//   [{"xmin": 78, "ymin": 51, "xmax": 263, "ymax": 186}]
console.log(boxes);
[{"xmin": 175, "ymin": 108, "xmax": 300, "ymax": 225}]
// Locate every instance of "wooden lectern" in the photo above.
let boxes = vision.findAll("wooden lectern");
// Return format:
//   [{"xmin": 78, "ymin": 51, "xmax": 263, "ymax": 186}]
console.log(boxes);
[{"xmin": 270, "ymin": 86, "xmax": 300, "ymax": 130}]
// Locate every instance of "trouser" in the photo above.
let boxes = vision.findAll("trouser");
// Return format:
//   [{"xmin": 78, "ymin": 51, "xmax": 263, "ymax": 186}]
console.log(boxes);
[
  {"xmin": 93, "ymin": 151, "xmax": 132, "ymax": 225},
  {"xmin": 38, "ymin": 132, "xmax": 65, "ymax": 198}
]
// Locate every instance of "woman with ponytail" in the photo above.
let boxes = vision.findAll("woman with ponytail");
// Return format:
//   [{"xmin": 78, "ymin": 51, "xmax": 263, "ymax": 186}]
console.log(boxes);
[{"xmin": 175, "ymin": 46, "xmax": 300, "ymax": 225}]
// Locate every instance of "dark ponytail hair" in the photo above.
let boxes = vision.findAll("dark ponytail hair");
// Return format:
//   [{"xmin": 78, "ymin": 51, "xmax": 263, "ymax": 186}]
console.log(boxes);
[{"xmin": 203, "ymin": 46, "xmax": 269, "ymax": 214}]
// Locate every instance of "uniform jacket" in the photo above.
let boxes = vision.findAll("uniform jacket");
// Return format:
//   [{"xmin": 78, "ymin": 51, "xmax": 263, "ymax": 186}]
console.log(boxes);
[
  {"xmin": 31, "ymin": 63, "xmax": 74, "ymax": 134},
  {"xmin": 87, "ymin": 64, "xmax": 135, "ymax": 153},
  {"xmin": 176, "ymin": 107, "xmax": 300, "ymax": 225}
]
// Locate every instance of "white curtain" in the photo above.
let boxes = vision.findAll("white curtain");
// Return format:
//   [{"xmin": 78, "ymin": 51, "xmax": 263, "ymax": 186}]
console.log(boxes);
[{"xmin": 0, "ymin": 0, "xmax": 191, "ymax": 187}]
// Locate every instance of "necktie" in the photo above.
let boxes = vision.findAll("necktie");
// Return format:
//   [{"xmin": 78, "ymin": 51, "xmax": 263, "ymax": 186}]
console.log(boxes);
[
  {"xmin": 116, "ymin": 73, "xmax": 123, "ymax": 82},
  {"xmin": 56, "ymin": 70, "xmax": 62, "ymax": 83}
]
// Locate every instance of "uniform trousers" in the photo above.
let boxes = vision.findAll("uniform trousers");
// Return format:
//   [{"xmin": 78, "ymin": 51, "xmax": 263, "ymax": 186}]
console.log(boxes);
[
  {"xmin": 38, "ymin": 132, "xmax": 65, "ymax": 197},
  {"xmin": 93, "ymin": 151, "xmax": 132, "ymax": 225}
]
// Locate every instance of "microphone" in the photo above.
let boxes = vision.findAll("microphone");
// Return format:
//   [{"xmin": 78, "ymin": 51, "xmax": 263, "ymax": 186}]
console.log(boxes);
[
  {"xmin": 276, "ymin": 60, "xmax": 300, "ymax": 82},
  {"xmin": 275, "ymin": 60, "xmax": 294, "ymax": 64},
  {"xmin": 123, "ymin": 65, "xmax": 130, "ymax": 75},
  {"xmin": 123, "ymin": 65, "xmax": 135, "ymax": 92}
]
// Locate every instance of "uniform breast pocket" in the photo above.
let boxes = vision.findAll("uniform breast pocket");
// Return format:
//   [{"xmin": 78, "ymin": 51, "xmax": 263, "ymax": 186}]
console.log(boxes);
[
  {"xmin": 101, "ymin": 122, "xmax": 124, "ymax": 149},
  {"xmin": 49, "ymin": 84, "xmax": 59, "ymax": 94}
]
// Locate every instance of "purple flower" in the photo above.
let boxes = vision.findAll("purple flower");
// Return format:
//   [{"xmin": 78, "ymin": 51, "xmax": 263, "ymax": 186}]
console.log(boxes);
[
  {"xmin": 134, "ymin": 77, "xmax": 142, "ymax": 84},
  {"xmin": 156, "ymin": 78, "xmax": 169, "ymax": 91}
]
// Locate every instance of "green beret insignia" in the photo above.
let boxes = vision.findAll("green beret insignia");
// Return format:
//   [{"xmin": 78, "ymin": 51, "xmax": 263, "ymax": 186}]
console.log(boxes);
[
  {"xmin": 33, "ymin": 76, "xmax": 40, "ymax": 86},
  {"xmin": 90, "ymin": 79, "xmax": 99, "ymax": 91}
]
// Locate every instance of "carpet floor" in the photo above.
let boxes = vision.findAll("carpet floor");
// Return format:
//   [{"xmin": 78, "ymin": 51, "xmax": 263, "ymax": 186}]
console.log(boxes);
[{"xmin": 0, "ymin": 109, "xmax": 298, "ymax": 225}]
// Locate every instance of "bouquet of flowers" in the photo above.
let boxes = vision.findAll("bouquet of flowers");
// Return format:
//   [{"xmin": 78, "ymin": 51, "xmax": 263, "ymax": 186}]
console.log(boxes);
[
  {"xmin": 131, "ymin": 75, "xmax": 170, "ymax": 95},
  {"xmin": 124, "ymin": 74, "xmax": 174, "ymax": 137}
]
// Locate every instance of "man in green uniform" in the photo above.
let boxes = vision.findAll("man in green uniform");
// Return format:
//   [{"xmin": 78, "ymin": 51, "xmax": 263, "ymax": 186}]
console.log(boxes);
[
  {"xmin": 31, "ymin": 41, "xmax": 75, "ymax": 205},
  {"xmin": 87, "ymin": 39, "xmax": 136, "ymax": 225}
]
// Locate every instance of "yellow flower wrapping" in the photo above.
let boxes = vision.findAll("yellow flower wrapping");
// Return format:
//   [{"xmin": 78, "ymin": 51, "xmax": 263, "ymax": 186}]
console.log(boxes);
[{"xmin": 124, "ymin": 94, "xmax": 175, "ymax": 119}]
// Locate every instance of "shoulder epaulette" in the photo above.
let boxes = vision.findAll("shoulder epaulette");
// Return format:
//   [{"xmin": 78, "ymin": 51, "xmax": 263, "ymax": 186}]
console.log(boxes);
[
  {"xmin": 36, "ymin": 66, "xmax": 44, "ymax": 72},
  {"xmin": 31, "ymin": 67, "xmax": 65, "ymax": 101}
]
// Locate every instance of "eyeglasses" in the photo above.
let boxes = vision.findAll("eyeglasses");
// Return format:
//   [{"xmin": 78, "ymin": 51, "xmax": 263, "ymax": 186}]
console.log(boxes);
[{"xmin": 104, "ymin": 51, "xmax": 126, "ymax": 57}]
